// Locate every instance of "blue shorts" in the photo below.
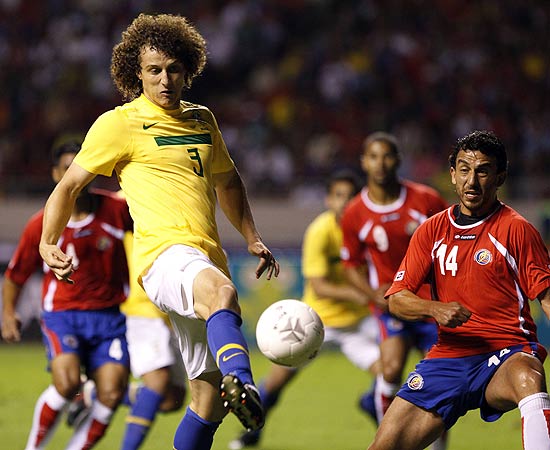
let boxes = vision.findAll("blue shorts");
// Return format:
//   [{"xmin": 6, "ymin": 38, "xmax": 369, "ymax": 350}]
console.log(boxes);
[
  {"xmin": 397, "ymin": 343, "xmax": 545, "ymax": 429},
  {"xmin": 378, "ymin": 312, "xmax": 438, "ymax": 353},
  {"xmin": 40, "ymin": 307, "xmax": 130, "ymax": 374}
]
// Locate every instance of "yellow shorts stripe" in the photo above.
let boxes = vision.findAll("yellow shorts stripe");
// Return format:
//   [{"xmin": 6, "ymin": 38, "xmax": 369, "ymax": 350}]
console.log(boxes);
[{"xmin": 125, "ymin": 415, "xmax": 152, "ymax": 427}]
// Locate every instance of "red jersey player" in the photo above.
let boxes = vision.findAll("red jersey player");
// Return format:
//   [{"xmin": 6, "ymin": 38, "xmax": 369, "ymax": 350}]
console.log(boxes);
[
  {"xmin": 340, "ymin": 132, "xmax": 447, "ymax": 438},
  {"xmin": 368, "ymin": 130, "xmax": 550, "ymax": 450},
  {"xmin": 1, "ymin": 141, "xmax": 132, "ymax": 450}
]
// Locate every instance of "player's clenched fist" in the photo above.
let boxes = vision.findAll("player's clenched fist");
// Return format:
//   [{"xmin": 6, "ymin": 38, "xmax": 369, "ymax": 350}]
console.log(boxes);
[
  {"xmin": 39, "ymin": 243, "xmax": 74, "ymax": 284},
  {"xmin": 433, "ymin": 301, "xmax": 471, "ymax": 328}
]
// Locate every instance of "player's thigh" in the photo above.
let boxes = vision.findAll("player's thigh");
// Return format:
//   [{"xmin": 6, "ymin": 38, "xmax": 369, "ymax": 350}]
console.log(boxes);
[
  {"xmin": 485, "ymin": 351, "xmax": 547, "ymax": 411},
  {"xmin": 187, "ymin": 369, "xmax": 227, "ymax": 422},
  {"xmin": 370, "ymin": 396, "xmax": 445, "ymax": 450},
  {"xmin": 50, "ymin": 352, "xmax": 82, "ymax": 396},
  {"xmin": 142, "ymin": 244, "xmax": 234, "ymax": 320}
]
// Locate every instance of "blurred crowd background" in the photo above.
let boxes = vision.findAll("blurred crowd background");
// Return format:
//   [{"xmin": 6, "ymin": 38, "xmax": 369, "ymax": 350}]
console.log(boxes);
[{"xmin": 1, "ymin": 0, "xmax": 549, "ymax": 202}]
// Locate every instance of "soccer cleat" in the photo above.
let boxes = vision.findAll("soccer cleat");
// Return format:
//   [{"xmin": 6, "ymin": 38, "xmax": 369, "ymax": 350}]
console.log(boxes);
[
  {"xmin": 66, "ymin": 378, "xmax": 94, "ymax": 428},
  {"xmin": 66, "ymin": 394, "xmax": 90, "ymax": 428},
  {"xmin": 220, "ymin": 375, "xmax": 265, "ymax": 432},
  {"xmin": 227, "ymin": 429, "xmax": 261, "ymax": 449}
]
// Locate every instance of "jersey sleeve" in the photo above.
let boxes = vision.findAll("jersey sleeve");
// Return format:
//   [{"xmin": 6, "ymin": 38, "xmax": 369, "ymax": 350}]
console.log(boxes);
[
  {"xmin": 204, "ymin": 108, "xmax": 235, "ymax": 174},
  {"xmin": 512, "ymin": 220, "xmax": 550, "ymax": 300},
  {"xmin": 385, "ymin": 219, "xmax": 434, "ymax": 298},
  {"xmin": 340, "ymin": 205, "xmax": 363, "ymax": 268},
  {"xmin": 301, "ymin": 219, "xmax": 329, "ymax": 279},
  {"xmin": 5, "ymin": 214, "xmax": 43, "ymax": 286},
  {"xmin": 75, "ymin": 109, "xmax": 131, "ymax": 177}
]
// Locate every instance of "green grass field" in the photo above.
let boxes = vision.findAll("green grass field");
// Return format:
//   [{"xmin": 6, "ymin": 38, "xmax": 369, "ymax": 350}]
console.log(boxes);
[{"xmin": 0, "ymin": 343, "xmax": 533, "ymax": 450}]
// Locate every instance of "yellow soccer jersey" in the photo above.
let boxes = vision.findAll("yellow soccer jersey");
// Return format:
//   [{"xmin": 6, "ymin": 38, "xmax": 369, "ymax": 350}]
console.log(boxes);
[
  {"xmin": 120, "ymin": 231, "xmax": 166, "ymax": 319},
  {"xmin": 302, "ymin": 210, "xmax": 370, "ymax": 328},
  {"xmin": 75, "ymin": 95, "xmax": 234, "ymax": 282}
]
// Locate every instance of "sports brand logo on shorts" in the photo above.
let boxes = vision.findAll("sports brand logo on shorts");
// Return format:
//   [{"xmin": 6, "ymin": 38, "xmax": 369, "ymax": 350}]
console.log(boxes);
[
  {"xmin": 394, "ymin": 270, "xmax": 405, "ymax": 281},
  {"xmin": 474, "ymin": 249, "xmax": 492, "ymax": 265},
  {"xmin": 406, "ymin": 372, "xmax": 424, "ymax": 390}
]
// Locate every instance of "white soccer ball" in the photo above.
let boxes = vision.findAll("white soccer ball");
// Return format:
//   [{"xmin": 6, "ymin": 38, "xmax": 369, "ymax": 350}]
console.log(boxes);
[{"xmin": 255, "ymin": 299, "xmax": 324, "ymax": 367}]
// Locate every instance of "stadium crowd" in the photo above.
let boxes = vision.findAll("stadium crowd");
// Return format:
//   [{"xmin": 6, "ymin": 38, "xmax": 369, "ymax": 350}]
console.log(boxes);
[{"xmin": 1, "ymin": 0, "xmax": 549, "ymax": 199}]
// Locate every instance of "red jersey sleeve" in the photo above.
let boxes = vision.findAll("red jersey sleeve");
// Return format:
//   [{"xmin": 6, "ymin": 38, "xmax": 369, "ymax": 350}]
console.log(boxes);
[
  {"xmin": 5, "ymin": 212, "xmax": 43, "ymax": 286},
  {"xmin": 511, "ymin": 219, "xmax": 550, "ymax": 300}
]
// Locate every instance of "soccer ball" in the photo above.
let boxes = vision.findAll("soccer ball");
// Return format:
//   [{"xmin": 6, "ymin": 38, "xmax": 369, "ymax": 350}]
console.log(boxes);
[{"xmin": 255, "ymin": 299, "xmax": 324, "ymax": 367}]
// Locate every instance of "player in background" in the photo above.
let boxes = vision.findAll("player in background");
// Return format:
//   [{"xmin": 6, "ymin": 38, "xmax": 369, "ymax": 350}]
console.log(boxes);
[
  {"xmin": 67, "ymin": 224, "xmax": 188, "ymax": 450},
  {"xmin": 340, "ymin": 132, "xmax": 448, "ymax": 448},
  {"xmin": 119, "ymin": 225, "xmax": 187, "ymax": 449},
  {"xmin": 229, "ymin": 170, "xmax": 381, "ymax": 449},
  {"xmin": 1, "ymin": 141, "xmax": 131, "ymax": 449},
  {"xmin": 38, "ymin": 13, "xmax": 279, "ymax": 450},
  {"xmin": 369, "ymin": 130, "xmax": 550, "ymax": 450}
]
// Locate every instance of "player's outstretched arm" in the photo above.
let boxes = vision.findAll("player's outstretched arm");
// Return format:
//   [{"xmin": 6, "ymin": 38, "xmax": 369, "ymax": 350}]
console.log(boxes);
[
  {"xmin": 214, "ymin": 168, "xmax": 279, "ymax": 280},
  {"xmin": 1, "ymin": 278, "xmax": 23, "ymax": 342},
  {"xmin": 388, "ymin": 289, "xmax": 471, "ymax": 328},
  {"xmin": 39, "ymin": 162, "xmax": 96, "ymax": 283}
]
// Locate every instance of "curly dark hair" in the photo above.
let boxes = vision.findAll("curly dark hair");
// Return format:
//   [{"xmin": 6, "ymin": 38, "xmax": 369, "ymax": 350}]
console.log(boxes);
[
  {"xmin": 449, "ymin": 130, "xmax": 508, "ymax": 173},
  {"xmin": 111, "ymin": 13, "xmax": 207, "ymax": 101}
]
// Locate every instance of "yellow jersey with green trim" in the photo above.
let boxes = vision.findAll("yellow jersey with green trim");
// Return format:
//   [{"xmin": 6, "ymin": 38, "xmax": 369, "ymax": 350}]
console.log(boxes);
[
  {"xmin": 75, "ymin": 94, "xmax": 234, "ymax": 281},
  {"xmin": 301, "ymin": 210, "xmax": 369, "ymax": 328}
]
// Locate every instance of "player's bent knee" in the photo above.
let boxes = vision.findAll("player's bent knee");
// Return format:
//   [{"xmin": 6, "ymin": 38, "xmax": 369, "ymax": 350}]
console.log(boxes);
[{"xmin": 213, "ymin": 284, "xmax": 240, "ymax": 314}]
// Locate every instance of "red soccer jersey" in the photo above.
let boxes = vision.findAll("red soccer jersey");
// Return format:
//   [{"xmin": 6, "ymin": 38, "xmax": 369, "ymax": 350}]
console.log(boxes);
[
  {"xmin": 6, "ymin": 190, "xmax": 132, "ymax": 311},
  {"xmin": 386, "ymin": 203, "xmax": 550, "ymax": 358},
  {"xmin": 341, "ymin": 180, "xmax": 447, "ymax": 295}
]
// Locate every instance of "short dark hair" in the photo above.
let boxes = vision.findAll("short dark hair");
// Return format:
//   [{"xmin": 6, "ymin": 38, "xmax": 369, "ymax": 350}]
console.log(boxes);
[
  {"xmin": 449, "ymin": 130, "xmax": 508, "ymax": 173},
  {"xmin": 326, "ymin": 169, "xmax": 362, "ymax": 195},
  {"xmin": 363, "ymin": 131, "xmax": 400, "ymax": 157},
  {"xmin": 111, "ymin": 13, "xmax": 207, "ymax": 101},
  {"xmin": 51, "ymin": 141, "xmax": 80, "ymax": 165}
]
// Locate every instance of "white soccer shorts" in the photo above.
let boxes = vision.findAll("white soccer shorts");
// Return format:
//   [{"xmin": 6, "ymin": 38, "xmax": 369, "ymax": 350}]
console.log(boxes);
[
  {"xmin": 141, "ymin": 244, "xmax": 221, "ymax": 379},
  {"xmin": 125, "ymin": 316, "xmax": 186, "ymax": 386},
  {"xmin": 323, "ymin": 315, "xmax": 380, "ymax": 371}
]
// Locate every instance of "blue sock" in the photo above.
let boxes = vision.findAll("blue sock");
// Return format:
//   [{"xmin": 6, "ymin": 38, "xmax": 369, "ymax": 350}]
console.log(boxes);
[
  {"xmin": 121, "ymin": 389, "xmax": 132, "ymax": 407},
  {"xmin": 173, "ymin": 407, "xmax": 220, "ymax": 450},
  {"xmin": 206, "ymin": 309, "xmax": 253, "ymax": 385},
  {"xmin": 259, "ymin": 383, "xmax": 280, "ymax": 411},
  {"xmin": 121, "ymin": 386, "xmax": 163, "ymax": 450}
]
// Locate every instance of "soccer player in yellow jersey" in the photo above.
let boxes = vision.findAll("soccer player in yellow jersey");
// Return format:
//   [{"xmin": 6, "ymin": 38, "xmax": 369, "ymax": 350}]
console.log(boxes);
[
  {"xmin": 229, "ymin": 171, "xmax": 381, "ymax": 449},
  {"xmin": 119, "ymin": 229, "xmax": 187, "ymax": 449},
  {"xmin": 38, "ymin": 13, "xmax": 279, "ymax": 450}
]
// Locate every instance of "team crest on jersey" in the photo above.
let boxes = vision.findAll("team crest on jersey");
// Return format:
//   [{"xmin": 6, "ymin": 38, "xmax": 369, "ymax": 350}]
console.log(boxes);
[
  {"xmin": 474, "ymin": 249, "xmax": 492, "ymax": 265},
  {"xmin": 62, "ymin": 335, "xmax": 78, "ymax": 349},
  {"xmin": 407, "ymin": 372, "xmax": 424, "ymax": 390},
  {"xmin": 97, "ymin": 236, "xmax": 113, "ymax": 251}
]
